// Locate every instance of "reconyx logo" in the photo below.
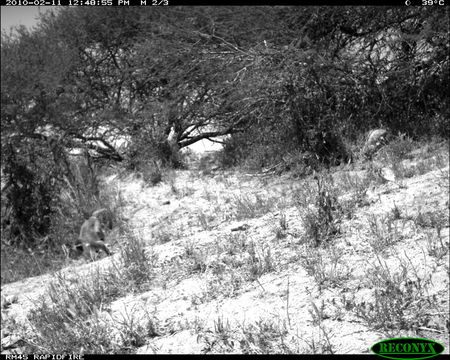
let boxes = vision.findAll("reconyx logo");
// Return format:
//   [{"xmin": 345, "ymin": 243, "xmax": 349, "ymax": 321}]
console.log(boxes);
[{"xmin": 371, "ymin": 337, "xmax": 445, "ymax": 360}]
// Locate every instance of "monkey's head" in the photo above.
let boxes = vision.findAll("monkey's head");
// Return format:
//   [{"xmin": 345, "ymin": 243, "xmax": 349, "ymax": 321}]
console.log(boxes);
[{"xmin": 93, "ymin": 219, "xmax": 106, "ymax": 241}]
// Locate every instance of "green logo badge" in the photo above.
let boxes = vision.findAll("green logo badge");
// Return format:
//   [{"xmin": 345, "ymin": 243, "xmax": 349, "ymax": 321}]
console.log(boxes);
[{"xmin": 371, "ymin": 337, "xmax": 445, "ymax": 360}]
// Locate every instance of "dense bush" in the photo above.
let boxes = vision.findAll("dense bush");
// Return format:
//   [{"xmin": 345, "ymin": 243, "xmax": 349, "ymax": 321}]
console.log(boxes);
[{"xmin": 1, "ymin": 143, "xmax": 57, "ymax": 246}]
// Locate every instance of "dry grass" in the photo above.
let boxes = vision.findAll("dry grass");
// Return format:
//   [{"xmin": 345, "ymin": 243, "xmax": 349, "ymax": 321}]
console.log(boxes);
[{"xmin": 350, "ymin": 256, "xmax": 442, "ymax": 338}]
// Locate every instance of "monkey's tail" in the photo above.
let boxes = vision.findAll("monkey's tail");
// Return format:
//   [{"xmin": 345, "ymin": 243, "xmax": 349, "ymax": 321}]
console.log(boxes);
[{"xmin": 92, "ymin": 208, "xmax": 108, "ymax": 217}]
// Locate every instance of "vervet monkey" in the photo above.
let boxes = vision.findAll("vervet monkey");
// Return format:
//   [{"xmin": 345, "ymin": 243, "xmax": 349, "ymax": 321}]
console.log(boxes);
[{"xmin": 76, "ymin": 208, "xmax": 112, "ymax": 259}]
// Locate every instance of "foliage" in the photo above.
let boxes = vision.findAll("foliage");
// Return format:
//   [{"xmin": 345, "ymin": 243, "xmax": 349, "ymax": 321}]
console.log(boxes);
[
  {"xmin": 3, "ymin": 7, "xmax": 448, "ymax": 166},
  {"xmin": 1, "ymin": 142, "xmax": 57, "ymax": 245},
  {"xmin": 3, "ymin": 7, "xmax": 446, "ymax": 164},
  {"xmin": 218, "ymin": 7, "xmax": 448, "ymax": 168}
]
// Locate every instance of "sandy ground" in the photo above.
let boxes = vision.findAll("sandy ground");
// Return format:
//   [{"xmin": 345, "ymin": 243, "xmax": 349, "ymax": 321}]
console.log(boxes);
[{"xmin": 1, "ymin": 143, "xmax": 449, "ymax": 354}]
